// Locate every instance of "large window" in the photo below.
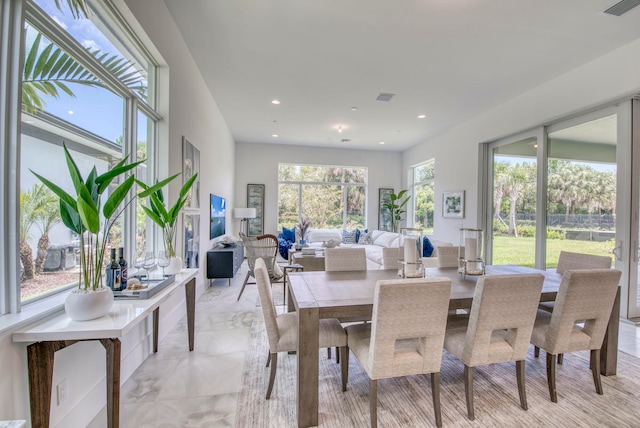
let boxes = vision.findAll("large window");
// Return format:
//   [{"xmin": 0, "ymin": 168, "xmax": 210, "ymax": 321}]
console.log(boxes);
[
  {"xmin": 14, "ymin": 0, "xmax": 160, "ymax": 304},
  {"xmin": 412, "ymin": 160, "xmax": 435, "ymax": 233},
  {"xmin": 278, "ymin": 164, "xmax": 367, "ymax": 230}
]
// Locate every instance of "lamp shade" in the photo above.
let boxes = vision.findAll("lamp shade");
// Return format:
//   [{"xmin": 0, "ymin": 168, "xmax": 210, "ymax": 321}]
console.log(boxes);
[{"xmin": 234, "ymin": 207, "xmax": 256, "ymax": 219}]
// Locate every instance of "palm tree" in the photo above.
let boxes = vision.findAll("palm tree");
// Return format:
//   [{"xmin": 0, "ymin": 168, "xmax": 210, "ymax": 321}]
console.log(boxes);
[
  {"xmin": 32, "ymin": 186, "xmax": 62, "ymax": 275},
  {"xmin": 22, "ymin": 1, "xmax": 146, "ymax": 114},
  {"xmin": 19, "ymin": 187, "xmax": 43, "ymax": 281}
]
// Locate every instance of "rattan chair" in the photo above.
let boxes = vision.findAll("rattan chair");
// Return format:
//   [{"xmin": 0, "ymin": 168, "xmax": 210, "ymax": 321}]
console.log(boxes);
[
  {"xmin": 436, "ymin": 246, "xmax": 463, "ymax": 268},
  {"xmin": 531, "ymin": 269, "xmax": 621, "ymax": 403},
  {"xmin": 325, "ymin": 247, "xmax": 367, "ymax": 271},
  {"xmin": 254, "ymin": 258, "xmax": 348, "ymax": 398},
  {"xmin": 346, "ymin": 278, "xmax": 452, "ymax": 428},
  {"xmin": 444, "ymin": 274, "xmax": 544, "ymax": 420},
  {"xmin": 237, "ymin": 234, "xmax": 284, "ymax": 301}
]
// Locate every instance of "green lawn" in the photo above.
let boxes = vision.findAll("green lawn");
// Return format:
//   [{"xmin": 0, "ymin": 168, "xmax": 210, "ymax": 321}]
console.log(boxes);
[{"xmin": 492, "ymin": 236, "xmax": 614, "ymax": 268}]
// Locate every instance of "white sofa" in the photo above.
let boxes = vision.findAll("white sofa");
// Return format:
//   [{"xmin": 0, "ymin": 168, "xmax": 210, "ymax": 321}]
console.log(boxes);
[{"xmin": 302, "ymin": 229, "xmax": 452, "ymax": 270}]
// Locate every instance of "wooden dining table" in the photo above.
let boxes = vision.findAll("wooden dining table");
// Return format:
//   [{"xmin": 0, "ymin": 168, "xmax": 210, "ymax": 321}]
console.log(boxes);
[{"xmin": 286, "ymin": 265, "xmax": 621, "ymax": 428}]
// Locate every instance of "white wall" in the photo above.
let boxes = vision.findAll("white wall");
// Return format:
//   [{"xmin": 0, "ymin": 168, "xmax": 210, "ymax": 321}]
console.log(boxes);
[
  {"xmin": 234, "ymin": 142, "xmax": 402, "ymax": 235},
  {"xmin": 404, "ymin": 38, "xmax": 640, "ymax": 245},
  {"xmin": 0, "ymin": 1, "xmax": 236, "ymax": 426}
]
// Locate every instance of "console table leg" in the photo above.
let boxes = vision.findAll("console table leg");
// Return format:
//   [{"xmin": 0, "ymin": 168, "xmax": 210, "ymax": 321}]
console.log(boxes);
[
  {"xmin": 100, "ymin": 338, "xmax": 121, "ymax": 428},
  {"xmin": 185, "ymin": 278, "xmax": 196, "ymax": 351},
  {"xmin": 27, "ymin": 341, "xmax": 67, "ymax": 428},
  {"xmin": 153, "ymin": 307, "xmax": 159, "ymax": 353}
]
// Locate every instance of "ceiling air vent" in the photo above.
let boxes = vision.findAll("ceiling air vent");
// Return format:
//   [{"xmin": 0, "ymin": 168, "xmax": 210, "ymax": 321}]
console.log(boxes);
[
  {"xmin": 604, "ymin": 0, "xmax": 640, "ymax": 16},
  {"xmin": 341, "ymin": 139, "xmax": 351, "ymax": 143},
  {"xmin": 376, "ymin": 93, "xmax": 395, "ymax": 102}
]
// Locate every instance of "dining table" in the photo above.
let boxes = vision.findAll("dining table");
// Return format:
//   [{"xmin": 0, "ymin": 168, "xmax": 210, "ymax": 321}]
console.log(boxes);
[{"xmin": 286, "ymin": 265, "xmax": 621, "ymax": 428}]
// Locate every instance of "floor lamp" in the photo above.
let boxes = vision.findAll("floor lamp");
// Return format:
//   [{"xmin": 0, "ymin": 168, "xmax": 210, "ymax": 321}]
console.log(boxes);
[{"xmin": 234, "ymin": 208, "xmax": 256, "ymax": 236}]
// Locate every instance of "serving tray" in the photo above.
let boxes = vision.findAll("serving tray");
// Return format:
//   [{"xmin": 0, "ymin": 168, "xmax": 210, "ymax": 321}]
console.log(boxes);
[{"xmin": 113, "ymin": 274, "xmax": 176, "ymax": 299}]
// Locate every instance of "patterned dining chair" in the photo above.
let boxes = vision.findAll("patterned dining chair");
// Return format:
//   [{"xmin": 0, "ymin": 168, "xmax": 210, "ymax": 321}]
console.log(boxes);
[
  {"xmin": 531, "ymin": 268, "xmax": 621, "ymax": 403},
  {"xmin": 254, "ymin": 258, "xmax": 348, "ymax": 398},
  {"xmin": 443, "ymin": 273, "xmax": 544, "ymax": 420},
  {"xmin": 346, "ymin": 278, "xmax": 452, "ymax": 428},
  {"xmin": 325, "ymin": 247, "xmax": 367, "ymax": 271}
]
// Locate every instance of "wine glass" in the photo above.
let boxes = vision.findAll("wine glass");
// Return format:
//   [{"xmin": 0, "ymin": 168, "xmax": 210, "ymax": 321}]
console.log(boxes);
[
  {"xmin": 142, "ymin": 252, "xmax": 157, "ymax": 282},
  {"xmin": 158, "ymin": 250, "xmax": 170, "ymax": 277},
  {"xmin": 134, "ymin": 252, "xmax": 149, "ymax": 280}
]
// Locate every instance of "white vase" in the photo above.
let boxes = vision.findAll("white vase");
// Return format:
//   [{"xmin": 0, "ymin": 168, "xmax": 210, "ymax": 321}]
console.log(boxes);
[
  {"xmin": 65, "ymin": 287, "xmax": 114, "ymax": 321},
  {"xmin": 165, "ymin": 257, "xmax": 183, "ymax": 275}
]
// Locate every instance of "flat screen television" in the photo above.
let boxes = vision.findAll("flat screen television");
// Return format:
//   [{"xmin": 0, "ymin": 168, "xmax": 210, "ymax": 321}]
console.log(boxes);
[{"xmin": 210, "ymin": 194, "xmax": 226, "ymax": 239}]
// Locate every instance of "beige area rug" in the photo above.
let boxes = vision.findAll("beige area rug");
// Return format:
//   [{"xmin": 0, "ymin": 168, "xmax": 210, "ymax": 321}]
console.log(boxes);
[{"xmin": 237, "ymin": 297, "xmax": 640, "ymax": 427}]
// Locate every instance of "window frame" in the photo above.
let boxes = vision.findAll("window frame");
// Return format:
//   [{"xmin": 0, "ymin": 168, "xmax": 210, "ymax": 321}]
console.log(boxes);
[{"xmin": 410, "ymin": 159, "xmax": 435, "ymax": 233}]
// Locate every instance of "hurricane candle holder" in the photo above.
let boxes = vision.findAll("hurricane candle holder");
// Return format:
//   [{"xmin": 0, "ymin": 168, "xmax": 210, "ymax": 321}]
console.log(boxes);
[
  {"xmin": 399, "ymin": 228, "xmax": 424, "ymax": 278},
  {"xmin": 458, "ymin": 228, "xmax": 485, "ymax": 277}
]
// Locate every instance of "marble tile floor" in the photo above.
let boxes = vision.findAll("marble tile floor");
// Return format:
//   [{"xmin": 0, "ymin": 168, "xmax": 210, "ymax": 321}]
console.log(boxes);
[{"xmin": 88, "ymin": 262, "xmax": 640, "ymax": 427}]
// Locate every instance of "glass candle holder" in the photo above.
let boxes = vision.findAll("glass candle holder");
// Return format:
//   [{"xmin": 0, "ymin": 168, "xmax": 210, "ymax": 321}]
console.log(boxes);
[{"xmin": 399, "ymin": 228, "xmax": 424, "ymax": 278}]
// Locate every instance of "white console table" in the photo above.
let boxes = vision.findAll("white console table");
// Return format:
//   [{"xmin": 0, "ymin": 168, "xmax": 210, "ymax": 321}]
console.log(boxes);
[{"xmin": 12, "ymin": 269, "xmax": 198, "ymax": 428}]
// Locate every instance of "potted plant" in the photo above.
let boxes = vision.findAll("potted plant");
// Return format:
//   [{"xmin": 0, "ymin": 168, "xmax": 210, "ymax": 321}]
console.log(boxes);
[
  {"xmin": 136, "ymin": 173, "xmax": 198, "ymax": 274},
  {"xmin": 383, "ymin": 189, "xmax": 411, "ymax": 233},
  {"xmin": 31, "ymin": 144, "xmax": 166, "ymax": 320}
]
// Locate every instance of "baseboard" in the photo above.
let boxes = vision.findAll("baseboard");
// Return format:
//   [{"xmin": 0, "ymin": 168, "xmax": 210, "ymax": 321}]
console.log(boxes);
[{"xmin": 621, "ymin": 317, "xmax": 640, "ymax": 326}]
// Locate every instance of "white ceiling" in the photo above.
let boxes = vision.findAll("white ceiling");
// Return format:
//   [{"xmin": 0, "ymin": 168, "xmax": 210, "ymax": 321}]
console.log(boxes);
[{"xmin": 162, "ymin": 0, "xmax": 640, "ymax": 152}]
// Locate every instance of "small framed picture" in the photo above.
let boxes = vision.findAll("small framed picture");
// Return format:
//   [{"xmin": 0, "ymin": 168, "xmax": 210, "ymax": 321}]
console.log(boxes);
[{"xmin": 443, "ymin": 190, "xmax": 465, "ymax": 219}]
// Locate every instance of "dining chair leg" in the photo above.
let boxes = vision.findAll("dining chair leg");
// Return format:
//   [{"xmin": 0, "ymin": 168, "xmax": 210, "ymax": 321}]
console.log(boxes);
[
  {"xmin": 431, "ymin": 372, "xmax": 442, "ymax": 428},
  {"xmin": 266, "ymin": 351, "xmax": 271, "ymax": 367},
  {"xmin": 266, "ymin": 352, "xmax": 278, "ymax": 399},
  {"xmin": 558, "ymin": 354, "xmax": 563, "ymax": 365},
  {"xmin": 591, "ymin": 349, "xmax": 603, "ymax": 395},
  {"xmin": 340, "ymin": 346, "xmax": 349, "ymax": 392},
  {"xmin": 546, "ymin": 351, "xmax": 558, "ymax": 403},
  {"xmin": 370, "ymin": 378, "xmax": 378, "ymax": 428},
  {"xmin": 327, "ymin": 348, "xmax": 331, "ymax": 359},
  {"xmin": 534, "ymin": 346, "xmax": 540, "ymax": 358},
  {"xmin": 236, "ymin": 272, "xmax": 252, "ymax": 301},
  {"xmin": 464, "ymin": 365, "xmax": 475, "ymax": 420},
  {"xmin": 336, "ymin": 346, "xmax": 340, "ymax": 364},
  {"xmin": 516, "ymin": 360, "xmax": 528, "ymax": 410}
]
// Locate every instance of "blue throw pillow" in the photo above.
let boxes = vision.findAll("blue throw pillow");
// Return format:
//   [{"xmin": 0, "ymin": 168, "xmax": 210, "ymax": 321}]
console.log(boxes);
[
  {"xmin": 356, "ymin": 228, "xmax": 368, "ymax": 243},
  {"xmin": 342, "ymin": 229, "xmax": 358, "ymax": 244},
  {"xmin": 423, "ymin": 236, "xmax": 434, "ymax": 257},
  {"xmin": 282, "ymin": 226, "xmax": 296, "ymax": 242}
]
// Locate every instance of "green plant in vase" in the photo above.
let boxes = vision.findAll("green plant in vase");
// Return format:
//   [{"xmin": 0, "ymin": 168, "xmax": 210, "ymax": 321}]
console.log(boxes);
[
  {"xmin": 136, "ymin": 173, "xmax": 198, "ymax": 270},
  {"xmin": 31, "ymin": 144, "xmax": 166, "ymax": 320}
]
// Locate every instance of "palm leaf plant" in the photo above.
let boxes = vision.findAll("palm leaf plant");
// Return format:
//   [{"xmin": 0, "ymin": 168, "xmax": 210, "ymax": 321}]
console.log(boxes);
[
  {"xmin": 137, "ymin": 174, "xmax": 199, "ymax": 258},
  {"xmin": 383, "ymin": 189, "xmax": 411, "ymax": 233},
  {"xmin": 30, "ymin": 144, "xmax": 166, "ymax": 291}
]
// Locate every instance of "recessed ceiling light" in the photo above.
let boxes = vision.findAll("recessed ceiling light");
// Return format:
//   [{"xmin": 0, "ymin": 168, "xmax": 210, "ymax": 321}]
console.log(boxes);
[
  {"xmin": 351, "ymin": 107, "xmax": 358, "ymax": 111},
  {"xmin": 379, "ymin": 141, "xmax": 385, "ymax": 145},
  {"xmin": 271, "ymin": 99, "xmax": 280, "ymax": 105},
  {"xmin": 417, "ymin": 114, "xmax": 426, "ymax": 119},
  {"xmin": 338, "ymin": 125, "xmax": 343, "ymax": 133},
  {"xmin": 272, "ymin": 134, "xmax": 278, "ymax": 138}
]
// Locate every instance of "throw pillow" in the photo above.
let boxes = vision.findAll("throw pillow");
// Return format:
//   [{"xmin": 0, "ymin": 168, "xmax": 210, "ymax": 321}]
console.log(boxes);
[
  {"xmin": 359, "ymin": 230, "xmax": 373, "ymax": 245},
  {"xmin": 423, "ymin": 236, "xmax": 435, "ymax": 257},
  {"xmin": 282, "ymin": 226, "xmax": 296, "ymax": 242},
  {"xmin": 342, "ymin": 229, "xmax": 358, "ymax": 244}
]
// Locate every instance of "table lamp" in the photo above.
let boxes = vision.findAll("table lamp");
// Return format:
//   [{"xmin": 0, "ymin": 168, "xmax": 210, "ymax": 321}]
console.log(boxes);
[{"xmin": 234, "ymin": 208, "xmax": 256, "ymax": 236}]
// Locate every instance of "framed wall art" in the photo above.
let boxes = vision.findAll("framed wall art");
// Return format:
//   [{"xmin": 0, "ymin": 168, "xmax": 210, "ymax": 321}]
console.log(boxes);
[
  {"xmin": 443, "ymin": 190, "xmax": 465, "ymax": 219},
  {"xmin": 183, "ymin": 213, "xmax": 200, "ymax": 268},
  {"xmin": 182, "ymin": 137, "xmax": 200, "ymax": 209},
  {"xmin": 378, "ymin": 188, "xmax": 394, "ymax": 231},
  {"xmin": 247, "ymin": 184, "xmax": 265, "ymax": 236}
]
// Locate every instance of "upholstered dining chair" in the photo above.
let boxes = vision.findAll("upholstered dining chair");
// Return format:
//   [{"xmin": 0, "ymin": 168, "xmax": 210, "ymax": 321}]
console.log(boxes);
[
  {"xmin": 531, "ymin": 268, "xmax": 621, "ymax": 403},
  {"xmin": 436, "ymin": 246, "xmax": 463, "ymax": 268},
  {"xmin": 325, "ymin": 247, "xmax": 367, "ymax": 271},
  {"xmin": 237, "ymin": 234, "xmax": 284, "ymax": 301},
  {"xmin": 443, "ymin": 273, "xmax": 544, "ymax": 420},
  {"xmin": 346, "ymin": 277, "xmax": 452, "ymax": 428},
  {"xmin": 254, "ymin": 258, "xmax": 348, "ymax": 399}
]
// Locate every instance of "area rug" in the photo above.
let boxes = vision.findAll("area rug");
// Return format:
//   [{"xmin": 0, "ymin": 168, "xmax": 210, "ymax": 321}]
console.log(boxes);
[{"xmin": 236, "ymin": 308, "xmax": 640, "ymax": 427}]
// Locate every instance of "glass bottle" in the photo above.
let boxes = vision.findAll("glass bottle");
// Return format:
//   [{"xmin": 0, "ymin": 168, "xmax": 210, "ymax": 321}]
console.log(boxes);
[
  {"xmin": 118, "ymin": 247, "xmax": 128, "ymax": 289},
  {"xmin": 106, "ymin": 248, "xmax": 121, "ymax": 291}
]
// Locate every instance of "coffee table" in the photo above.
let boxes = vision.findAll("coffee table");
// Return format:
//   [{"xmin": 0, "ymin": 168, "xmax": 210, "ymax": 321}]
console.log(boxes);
[{"xmin": 291, "ymin": 251, "xmax": 325, "ymax": 271}]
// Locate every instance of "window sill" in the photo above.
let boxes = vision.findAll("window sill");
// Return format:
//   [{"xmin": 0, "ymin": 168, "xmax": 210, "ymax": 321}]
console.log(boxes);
[{"xmin": 0, "ymin": 289, "xmax": 70, "ymax": 336}]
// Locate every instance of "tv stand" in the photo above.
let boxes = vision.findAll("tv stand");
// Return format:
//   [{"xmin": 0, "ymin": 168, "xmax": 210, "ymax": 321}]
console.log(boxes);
[{"xmin": 206, "ymin": 244, "xmax": 244, "ymax": 286}]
